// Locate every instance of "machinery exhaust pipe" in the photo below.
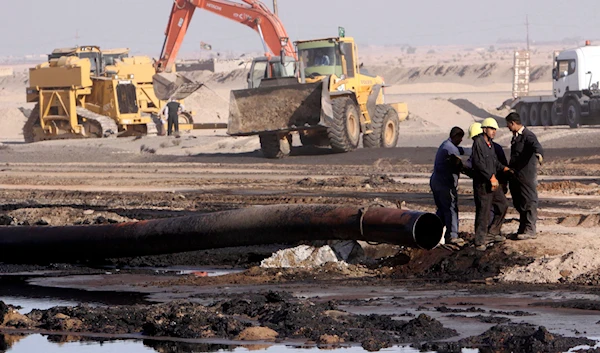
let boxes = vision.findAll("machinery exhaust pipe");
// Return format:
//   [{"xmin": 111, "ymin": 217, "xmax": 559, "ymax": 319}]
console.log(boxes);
[{"xmin": 0, "ymin": 205, "xmax": 443, "ymax": 264}]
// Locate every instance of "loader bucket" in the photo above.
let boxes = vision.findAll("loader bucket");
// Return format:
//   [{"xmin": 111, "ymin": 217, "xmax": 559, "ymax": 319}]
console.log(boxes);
[
  {"xmin": 228, "ymin": 79, "xmax": 332, "ymax": 136},
  {"xmin": 153, "ymin": 72, "xmax": 203, "ymax": 101}
]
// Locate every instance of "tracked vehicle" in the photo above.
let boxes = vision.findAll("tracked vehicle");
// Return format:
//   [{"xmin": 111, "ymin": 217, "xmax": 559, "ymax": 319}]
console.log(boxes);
[{"xmin": 24, "ymin": 46, "xmax": 193, "ymax": 142}]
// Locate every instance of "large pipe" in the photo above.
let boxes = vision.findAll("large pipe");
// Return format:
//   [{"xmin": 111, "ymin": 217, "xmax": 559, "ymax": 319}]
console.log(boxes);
[{"xmin": 0, "ymin": 205, "xmax": 443, "ymax": 263}]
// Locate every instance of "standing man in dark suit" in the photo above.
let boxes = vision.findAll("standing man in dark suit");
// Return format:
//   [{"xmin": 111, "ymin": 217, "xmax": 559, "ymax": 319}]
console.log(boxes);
[
  {"xmin": 505, "ymin": 112, "xmax": 544, "ymax": 240},
  {"xmin": 161, "ymin": 97, "xmax": 184, "ymax": 136}
]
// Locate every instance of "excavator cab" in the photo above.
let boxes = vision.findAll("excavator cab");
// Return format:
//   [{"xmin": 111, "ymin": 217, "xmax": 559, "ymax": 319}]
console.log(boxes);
[{"xmin": 247, "ymin": 56, "xmax": 296, "ymax": 88}]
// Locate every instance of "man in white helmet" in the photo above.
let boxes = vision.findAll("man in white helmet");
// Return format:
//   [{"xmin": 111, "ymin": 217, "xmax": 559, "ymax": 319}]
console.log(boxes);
[{"xmin": 471, "ymin": 118, "xmax": 511, "ymax": 251}]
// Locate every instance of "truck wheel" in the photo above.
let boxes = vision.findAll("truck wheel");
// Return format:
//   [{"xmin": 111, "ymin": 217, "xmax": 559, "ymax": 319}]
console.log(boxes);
[
  {"xmin": 566, "ymin": 100, "xmax": 581, "ymax": 128},
  {"xmin": 518, "ymin": 104, "xmax": 530, "ymax": 126},
  {"xmin": 327, "ymin": 97, "xmax": 361, "ymax": 153},
  {"xmin": 259, "ymin": 132, "xmax": 291, "ymax": 158},
  {"xmin": 550, "ymin": 102, "xmax": 564, "ymax": 126},
  {"xmin": 529, "ymin": 104, "xmax": 541, "ymax": 126},
  {"xmin": 363, "ymin": 104, "xmax": 399, "ymax": 148},
  {"xmin": 540, "ymin": 103, "xmax": 552, "ymax": 126}
]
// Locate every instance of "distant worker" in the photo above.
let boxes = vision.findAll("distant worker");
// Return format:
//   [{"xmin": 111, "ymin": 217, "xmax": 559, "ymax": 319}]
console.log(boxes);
[
  {"xmin": 471, "ymin": 118, "xmax": 511, "ymax": 251},
  {"xmin": 505, "ymin": 112, "xmax": 544, "ymax": 240},
  {"xmin": 161, "ymin": 97, "xmax": 184, "ymax": 136},
  {"xmin": 430, "ymin": 126, "xmax": 466, "ymax": 247}
]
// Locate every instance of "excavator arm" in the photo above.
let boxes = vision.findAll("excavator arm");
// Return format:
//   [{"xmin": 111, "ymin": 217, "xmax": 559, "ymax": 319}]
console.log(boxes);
[{"xmin": 156, "ymin": 0, "xmax": 295, "ymax": 73}]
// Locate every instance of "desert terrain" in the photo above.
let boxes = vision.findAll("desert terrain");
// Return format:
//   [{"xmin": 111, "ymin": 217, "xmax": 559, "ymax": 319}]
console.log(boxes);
[{"xmin": 1, "ymin": 43, "xmax": 600, "ymax": 352}]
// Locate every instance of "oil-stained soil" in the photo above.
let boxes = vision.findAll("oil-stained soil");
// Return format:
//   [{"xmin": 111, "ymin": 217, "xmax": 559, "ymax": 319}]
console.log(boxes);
[{"xmin": 2, "ymin": 146, "xmax": 600, "ymax": 351}]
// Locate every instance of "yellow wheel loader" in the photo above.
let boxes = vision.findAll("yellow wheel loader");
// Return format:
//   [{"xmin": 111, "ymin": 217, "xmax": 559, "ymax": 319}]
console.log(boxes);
[
  {"xmin": 227, "ymin": 36, "xmax": 408, "ymax": 158},
  {"xmin": 24, "ymin": 46, "xmax": 195, "ymax": 142}
]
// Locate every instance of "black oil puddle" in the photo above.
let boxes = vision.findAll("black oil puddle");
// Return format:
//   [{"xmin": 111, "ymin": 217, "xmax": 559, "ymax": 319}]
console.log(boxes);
[{"xmin": 0, "ymin": 275, "xmax": 150, "ymax": 313}]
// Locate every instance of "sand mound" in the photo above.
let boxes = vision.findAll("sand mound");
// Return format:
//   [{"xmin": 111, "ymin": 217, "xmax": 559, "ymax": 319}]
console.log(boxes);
[
  {"xmin": 0, "ymin": 107, "xmax": 28, "ymax": 141},
  {"xmin": 368, "ymin": 64, "xmax": 551, "ymax": 85}
]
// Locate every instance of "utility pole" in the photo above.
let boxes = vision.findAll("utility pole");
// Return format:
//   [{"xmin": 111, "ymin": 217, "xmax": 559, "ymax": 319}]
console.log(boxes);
[
  {"xmin": 273, "ymin": 0, "xmax": 278, "ymax": 16},
  {"xmin": 525, "ymin": 14, "xmax": 530, "ymax": 51}
]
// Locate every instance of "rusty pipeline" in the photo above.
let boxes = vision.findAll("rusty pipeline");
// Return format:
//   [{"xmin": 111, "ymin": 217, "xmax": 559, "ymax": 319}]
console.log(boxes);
[{"xmin": 0, "ymin": 205, "xmax": 443, "ymax": 263}]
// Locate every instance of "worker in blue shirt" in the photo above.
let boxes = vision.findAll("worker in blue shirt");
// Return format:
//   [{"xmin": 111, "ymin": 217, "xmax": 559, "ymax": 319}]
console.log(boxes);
[{"xmin": 430, "ymin": 127, "xmax": 466, "ymax": 247}]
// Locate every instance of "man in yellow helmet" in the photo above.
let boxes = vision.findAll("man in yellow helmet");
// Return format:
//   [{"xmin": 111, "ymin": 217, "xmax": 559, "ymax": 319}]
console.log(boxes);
[{"xmin": 471, "ymin": 118, "xmax": 511, "ymax": 251}]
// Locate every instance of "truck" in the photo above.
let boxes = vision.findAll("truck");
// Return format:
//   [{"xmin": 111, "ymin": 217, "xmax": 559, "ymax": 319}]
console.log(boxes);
[{"xmin": 505, "ymin": 42, "xmax": 600, "ymax": 128}]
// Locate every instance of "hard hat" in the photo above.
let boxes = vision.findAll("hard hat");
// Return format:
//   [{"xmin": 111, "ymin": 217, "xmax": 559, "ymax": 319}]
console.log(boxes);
[
  {"xmin": 481, "ymin": 117, "xmax": 499, "ymax": 130},
  {"xmin": 468, "ymin": 122, "xmax": 483, "ymax": 139}
]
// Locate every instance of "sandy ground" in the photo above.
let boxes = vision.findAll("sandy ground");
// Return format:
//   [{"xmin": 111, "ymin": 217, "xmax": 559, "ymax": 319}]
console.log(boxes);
[{"xmin": 2, "ymin": 45, "xmax": 600, "ymax": 350}]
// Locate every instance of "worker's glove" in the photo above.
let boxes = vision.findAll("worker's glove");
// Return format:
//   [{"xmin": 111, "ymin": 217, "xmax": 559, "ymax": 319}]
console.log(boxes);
[
  {"xmin": 535, "ymin": 153, "xmax": 543, "ymax": 166},
  {"xmin": 490, "ymin": 174, "xmax": 499, "ymax": 191}
]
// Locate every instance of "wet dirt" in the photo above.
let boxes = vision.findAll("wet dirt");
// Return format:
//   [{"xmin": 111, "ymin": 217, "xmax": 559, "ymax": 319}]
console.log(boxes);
[{"xmin": 2, "ymin": 147, "xmax": 600, "ymax": 351}]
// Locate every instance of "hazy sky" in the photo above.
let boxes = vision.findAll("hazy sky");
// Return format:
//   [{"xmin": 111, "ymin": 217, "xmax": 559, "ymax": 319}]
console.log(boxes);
[{"xmin": 2, "ymin": 0, "xmax": 600, "ymax": 57}]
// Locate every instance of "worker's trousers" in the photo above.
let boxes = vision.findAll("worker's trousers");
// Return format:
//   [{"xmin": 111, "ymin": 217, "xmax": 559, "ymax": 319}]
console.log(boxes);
[
  {"xmin": 509, "ymin": 177, "xmax": 538, "ymax": 235},
  {"xmin": 167, "ymin": 114, "xmax": 179, "ymax": 136},
  {"xmin": 474, "ymin": 183, "xmax": 508, "ymax": 245},
  {"xmin": 430, "ymin": 180, "xmax": 458, "ymax": 240}
]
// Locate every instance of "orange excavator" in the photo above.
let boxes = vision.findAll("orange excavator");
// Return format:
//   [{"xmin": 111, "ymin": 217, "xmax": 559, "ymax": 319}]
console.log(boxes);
[{"xmin": 153, "ymin": 0, "xmax": 297, "ymax": 99}]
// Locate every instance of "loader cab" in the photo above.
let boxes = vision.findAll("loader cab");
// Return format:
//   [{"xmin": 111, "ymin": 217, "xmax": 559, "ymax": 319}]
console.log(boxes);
[
  {"xmin": 247, "ymin": 56, "xmax": 296, "ymax": 88},
  {"xmin": 297, "ymin": 39, "xmax": 342, "ymax": 79}
]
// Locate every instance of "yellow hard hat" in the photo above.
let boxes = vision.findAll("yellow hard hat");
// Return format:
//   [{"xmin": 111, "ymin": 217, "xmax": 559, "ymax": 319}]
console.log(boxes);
[
  {"xmin": 481, "ymin": 117, "xmax": 499, "ymax": 130},
  {"xmin": 468, "ymin": 122, "xmax": 483, "ymax": 139}
]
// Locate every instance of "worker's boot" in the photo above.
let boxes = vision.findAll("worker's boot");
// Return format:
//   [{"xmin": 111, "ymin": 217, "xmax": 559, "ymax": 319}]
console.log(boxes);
[{"xmin": 487, "ymin": 232, "xmax": 506, "ymax": 243}]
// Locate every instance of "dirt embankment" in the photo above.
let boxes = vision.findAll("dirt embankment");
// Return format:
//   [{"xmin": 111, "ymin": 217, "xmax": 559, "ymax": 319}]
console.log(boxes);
[{"xmin": 367, "ymin": 63, "xmax": 552, "ymax": 85}]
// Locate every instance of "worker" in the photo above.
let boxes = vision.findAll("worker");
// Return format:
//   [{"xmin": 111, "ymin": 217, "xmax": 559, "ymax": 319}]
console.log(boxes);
[
  {"xmin": 465, "ymin": 121, "xmax": 509, "ymax": 229},
  {"xmin": 471, "ymin": 118, "xmax": 510, "ymax": 251},
  {"xmin": 466, "ymin": 122, "xmax": 509, "ymax": 193},
  {"xmin": 505, "ymin": 112, "xmax": 544, "ymax": 240},
  {"xmin": 314, "ymin": 50, "xmax": 330, "ymax": 66},
  {"xmin": 161, "ymin": 97, "xmax": 184, "ymax": 136},
  {"xmin": 430, "ymin": 126, "xmax": 466, "ymax": 247}
]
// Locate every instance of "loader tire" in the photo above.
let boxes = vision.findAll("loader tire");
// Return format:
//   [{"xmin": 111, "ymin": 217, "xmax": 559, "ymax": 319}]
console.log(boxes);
[
  {"xmin": 22, "ymin": 103, "xmax": 41, "ymax": 143},
  {"xmin": 259, "ymin": 132, "xmax": 291, "ymax": 159},
  {"xmin": 327, "ymin": 97, "xmax": 361, "ymax": 153},
  {"xmin": 363, "ymin": 104, "xmax": 399, "ymax": 148}
]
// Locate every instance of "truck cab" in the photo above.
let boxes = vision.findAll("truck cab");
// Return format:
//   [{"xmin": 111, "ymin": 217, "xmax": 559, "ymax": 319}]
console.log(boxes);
[{"xmin": 553, "ymin": 45, "xmax": 600, "ymax": 97}]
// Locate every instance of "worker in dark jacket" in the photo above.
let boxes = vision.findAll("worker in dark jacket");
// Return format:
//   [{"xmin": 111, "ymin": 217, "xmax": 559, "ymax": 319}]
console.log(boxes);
[
  {"xmin": 505, "ymin": 112, "xmax": 544, "ymax": 239},
  {"xmin": 430, "ymin": 127, "xmax": 466, "ymax": 246},
  {"xmin": 471, "ymin": 118, "xmax": 510, "ymax": 251},
  {"xmin": 161, "ymin": 97, "xmax": 184, "ymax": 136}
]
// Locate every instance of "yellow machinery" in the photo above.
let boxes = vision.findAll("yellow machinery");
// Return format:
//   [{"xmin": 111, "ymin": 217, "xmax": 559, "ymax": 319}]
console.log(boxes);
[
  {"xmin": 228, "ymin": 36, "xmax": 408, "ymax": 158},
  {"xmin": 24, "ymin": 46, "xmax": 194, "ymax": 142}
]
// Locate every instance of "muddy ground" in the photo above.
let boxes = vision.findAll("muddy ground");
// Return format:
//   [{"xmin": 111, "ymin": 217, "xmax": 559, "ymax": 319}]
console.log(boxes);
[{"xmin": 1, "ymin": 139, "xmax": 600, "ymax": 352}]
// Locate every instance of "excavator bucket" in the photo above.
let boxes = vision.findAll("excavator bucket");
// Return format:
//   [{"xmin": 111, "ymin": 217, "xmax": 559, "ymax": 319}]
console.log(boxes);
[
  {"xmin": 152, "ymin": 72, "xmax": 203, "ymax": 101},
  {"xmin": 228, "ymin": 78, "xmax": 332, "ymax": 136}
]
